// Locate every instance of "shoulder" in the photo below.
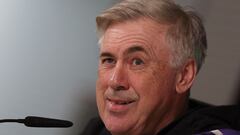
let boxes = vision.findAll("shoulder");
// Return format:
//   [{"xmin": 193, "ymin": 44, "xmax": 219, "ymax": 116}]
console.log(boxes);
[
  {"xmin": 196, "ymin": 129, "xmax": 240, "ymax": 135},
  {"xmin": 192, "ymin": 105, "xmax": 240, "ymax": 134},
  {"xmin": 159, "ymin": 101, "xmax": 240, "ymax": 135}
]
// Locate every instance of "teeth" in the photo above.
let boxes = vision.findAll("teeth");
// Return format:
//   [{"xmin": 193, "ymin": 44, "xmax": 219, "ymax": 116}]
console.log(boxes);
[
  {"xmin": 107, "ymin": 98, "xmax": 133, "ymax": 105},
  {"xmin": 115, "ymin": 101, "xmax": 131, "ymax": 105}
]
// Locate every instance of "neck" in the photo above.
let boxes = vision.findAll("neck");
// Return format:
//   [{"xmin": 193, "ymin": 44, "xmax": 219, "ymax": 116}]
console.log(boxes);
[{"xmin": 153, "ymin": 94, "xmax": 189, "ymax": 134}]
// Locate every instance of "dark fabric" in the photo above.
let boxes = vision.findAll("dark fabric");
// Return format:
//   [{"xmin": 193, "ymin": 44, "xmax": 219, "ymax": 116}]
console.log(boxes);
[
  {"xmin": 196, "ymin": 129, "xmax": 240, "ymax": 135},
  {"xmin": 81, "ymin": 117, "xmax": 111, "ymax": 135},
  {"xmin": 157, "ymin": 105, "xmax": 240, "ymax": 135},
  {"xmin": 80, "ymin": 99, "xmax": 240, "ymax": 135}
]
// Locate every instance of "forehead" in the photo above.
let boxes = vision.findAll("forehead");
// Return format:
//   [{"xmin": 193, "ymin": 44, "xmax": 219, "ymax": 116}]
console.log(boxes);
[{"xmin": 101, "ymin": 18, "xmax": 170, "ymax": 53}]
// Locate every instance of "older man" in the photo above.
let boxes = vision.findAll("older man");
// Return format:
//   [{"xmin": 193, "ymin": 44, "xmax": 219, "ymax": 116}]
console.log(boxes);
[{"xmin": 81, "ymin": 0, "xmax": 240, "ymax": 135}]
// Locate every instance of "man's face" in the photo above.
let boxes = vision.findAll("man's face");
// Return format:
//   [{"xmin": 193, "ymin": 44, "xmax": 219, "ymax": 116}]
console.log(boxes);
[{"xmin": 96, "ymin": 18, "xmax": 179, "ymax": 135}]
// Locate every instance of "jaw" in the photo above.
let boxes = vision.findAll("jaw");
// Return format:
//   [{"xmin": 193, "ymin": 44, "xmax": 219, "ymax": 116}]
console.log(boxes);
[{"xmin": 101, "ymin": 101, "xmax": 139, "ymax": 134}]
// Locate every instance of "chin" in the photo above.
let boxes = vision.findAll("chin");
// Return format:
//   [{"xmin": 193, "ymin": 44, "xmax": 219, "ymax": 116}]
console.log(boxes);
[
  {"xmin": 106, "ymin": 124, "xmax": 127, "ymax": 134},
  {"xmin": 103, "ymin": 114, "xmax": 134, "ymax": 134}
]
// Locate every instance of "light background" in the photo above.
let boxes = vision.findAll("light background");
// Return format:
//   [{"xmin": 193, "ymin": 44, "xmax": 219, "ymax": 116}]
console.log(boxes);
[{"xmin": 0, "ymin": 0, "xmax": 239, "ymax": 134}]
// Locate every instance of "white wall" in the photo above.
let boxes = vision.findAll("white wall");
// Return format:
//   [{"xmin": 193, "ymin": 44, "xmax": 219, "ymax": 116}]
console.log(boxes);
[{"xmin": 0, "ymin": 0, "xmax": 115, "ymax": 135}]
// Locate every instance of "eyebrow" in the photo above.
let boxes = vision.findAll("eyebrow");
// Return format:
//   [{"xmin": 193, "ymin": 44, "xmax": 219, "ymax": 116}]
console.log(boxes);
[
  {"xmin": 99, "ymin": 45, "xmax": 147, "ymax": 58},
  {"xmin": 124, "ymin": 45, "xmax": 147, "ymax": 56},
  {"xmin": 99, "ymin": 52, "xmax": 114, "ymax": 58}
]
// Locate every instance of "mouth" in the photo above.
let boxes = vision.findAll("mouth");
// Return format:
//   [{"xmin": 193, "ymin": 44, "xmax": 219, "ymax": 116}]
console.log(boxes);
[
  {"xmin": 107, "ymin": 98, "xmax": 135, "ymax": 105},
  {"xmin": 106, "ymin": 98, "xmax": 136, "ymax": 113}
]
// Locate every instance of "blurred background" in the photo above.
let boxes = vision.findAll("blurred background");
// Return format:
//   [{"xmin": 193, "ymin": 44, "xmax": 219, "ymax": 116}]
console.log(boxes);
[{"xmin": 0, "ymin": 0, "xmax": 239, "ymax": 134}]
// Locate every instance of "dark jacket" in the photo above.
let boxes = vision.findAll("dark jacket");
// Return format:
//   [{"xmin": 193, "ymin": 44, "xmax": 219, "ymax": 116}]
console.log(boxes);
[{"xmin": 81, "ymin": 99, "xmax": 240, "ymax": 135}]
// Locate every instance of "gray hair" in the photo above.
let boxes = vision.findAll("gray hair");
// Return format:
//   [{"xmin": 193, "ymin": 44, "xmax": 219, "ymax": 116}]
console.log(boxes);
[{"xmin": 96, "ymin": 0, "xmax": 207, "ymax": 72}]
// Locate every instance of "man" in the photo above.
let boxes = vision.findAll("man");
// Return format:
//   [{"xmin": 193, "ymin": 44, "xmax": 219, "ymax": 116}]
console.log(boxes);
[{"xmin": 81, "ymin": 0, "xmax": 240, "ymax": 135}]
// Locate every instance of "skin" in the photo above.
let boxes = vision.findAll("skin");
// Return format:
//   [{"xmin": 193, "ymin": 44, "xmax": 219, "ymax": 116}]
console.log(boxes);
[{"xmin": 96, "ymin": 18, "xmax": 194, "ymax": 135}]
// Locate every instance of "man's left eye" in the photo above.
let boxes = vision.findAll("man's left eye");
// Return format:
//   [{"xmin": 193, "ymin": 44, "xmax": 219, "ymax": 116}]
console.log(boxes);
[{"xmin": 132, "ymin": 58, "xmax": 144, "ymax": 65}]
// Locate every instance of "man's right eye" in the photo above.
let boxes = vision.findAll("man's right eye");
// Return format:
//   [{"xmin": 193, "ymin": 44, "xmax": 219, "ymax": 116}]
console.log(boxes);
[{"xmin": 101, "ymin": 58, "xmax": 116, "ymax": 66}]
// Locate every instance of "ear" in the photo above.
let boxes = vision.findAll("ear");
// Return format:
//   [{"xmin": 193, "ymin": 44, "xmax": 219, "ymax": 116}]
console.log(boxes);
[{"xmin": 175, "ymin": 59, "xmax": 197, "ymax": 94}]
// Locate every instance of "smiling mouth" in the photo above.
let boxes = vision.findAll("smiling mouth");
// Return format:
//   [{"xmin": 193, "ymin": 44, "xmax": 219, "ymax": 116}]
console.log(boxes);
[{"xmin": 107, "ymin": 98, "xmax": 135, "ymax": 105}]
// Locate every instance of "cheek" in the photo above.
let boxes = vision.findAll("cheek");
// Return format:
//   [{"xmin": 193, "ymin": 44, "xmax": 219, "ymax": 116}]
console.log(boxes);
[
  {"xmin": 130, "ymin": 68, "xmax": 165, "ymax": 93},
  {"xmin": 96, "ymin": 69, "xmax": 113, "ymax": 109},
  {"xmin": 129, "ymin": 72, "xmax": 161, "ymax": 105},
  {"xmin": 130, "ymin": 67, "xmax": 176, "ymax": 106},
  {"xmin": 96, "ymin": 70, "xmax": 110, "ymax": 100},
  {"xmin": 97, "ymin": 69, "xmax": 111, "ymax": 88},
  {"xmin": 96, "ymin": 77, "xmax": 107, "ymax": 118}
]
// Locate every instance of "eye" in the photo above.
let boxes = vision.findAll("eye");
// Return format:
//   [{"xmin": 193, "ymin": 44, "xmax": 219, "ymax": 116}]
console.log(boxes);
[
  {"xmin": 132, "ymin": 58, "xmax": 144, "ymax": 66},
  {"xmin": 101, "ymin": 57, "xmax": 116, "ymax": 65}
]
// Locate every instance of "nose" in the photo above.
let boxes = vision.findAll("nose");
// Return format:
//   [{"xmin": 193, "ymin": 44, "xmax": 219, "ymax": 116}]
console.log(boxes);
[{"xmin": 108, "ymin": 63, "xmax": 129, "ymax": 91}]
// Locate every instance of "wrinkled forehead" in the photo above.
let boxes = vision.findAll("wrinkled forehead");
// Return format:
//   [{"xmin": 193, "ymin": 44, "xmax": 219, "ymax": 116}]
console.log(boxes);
[
  {"xmin": 100, "ymin": 18, "xmax": 170, "ymax": 48},
  {"xmin": 107, "ymin": 18, "xmax": 168, "ymax": 37},
  {"xmin": 99, "ymin": 18, "xmax": 172, "ymax": 60}
]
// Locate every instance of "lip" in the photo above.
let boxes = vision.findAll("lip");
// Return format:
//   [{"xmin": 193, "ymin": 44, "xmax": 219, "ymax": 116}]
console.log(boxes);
[{"xmin": 106, "ymin": 98, "xmax": 136, "ymax": 113}]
